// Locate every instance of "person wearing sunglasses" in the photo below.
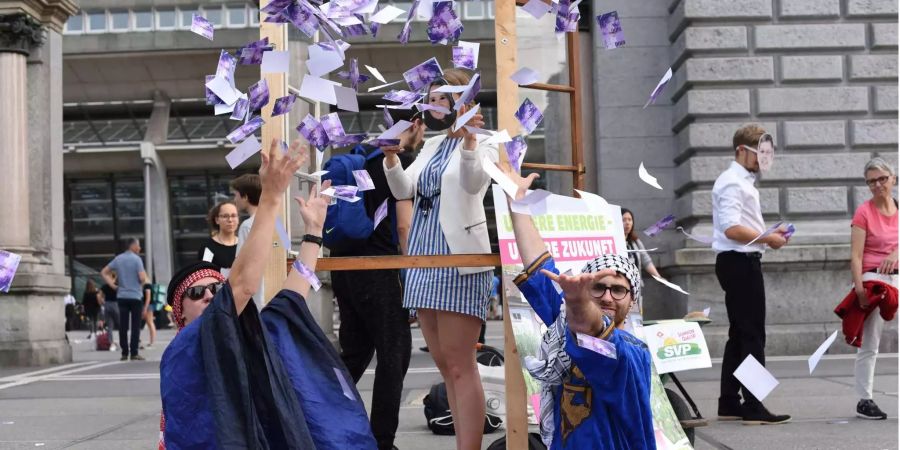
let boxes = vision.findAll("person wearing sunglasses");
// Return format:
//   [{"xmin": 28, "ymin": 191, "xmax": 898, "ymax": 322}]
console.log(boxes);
[
  {"xmin": 159, "ymin": 139, "xmax": 376, "ymax": 449},
  {"xmin": 499, "ymin": 165, "xmax": 655, "ymax": 450},
  {"xmin": 711, "ymin": 124, "xmax": 790, "ymax": 425},
  {"xmin": 848, "ymin": 157, "xmax": 897, "ymax": 420}
]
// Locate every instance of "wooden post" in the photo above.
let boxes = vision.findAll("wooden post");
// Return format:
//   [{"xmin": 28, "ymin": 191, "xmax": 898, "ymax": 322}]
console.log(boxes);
[
  {"xmin": 494, "ymin": 2, "xmax": 529, "ymax": 449},
  {"xmin": 259, "ymin": 2, "xmax": 291, "ymax": 302}
]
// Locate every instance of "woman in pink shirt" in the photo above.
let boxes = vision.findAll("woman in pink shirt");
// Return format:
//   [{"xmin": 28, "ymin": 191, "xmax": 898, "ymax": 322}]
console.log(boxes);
[{"xmin": 849, "ymin": 157, "xmax": 898, "ymax": 420}]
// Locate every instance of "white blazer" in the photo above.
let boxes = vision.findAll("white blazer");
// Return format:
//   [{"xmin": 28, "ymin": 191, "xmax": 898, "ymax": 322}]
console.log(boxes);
[{"xmin": 383, "ymin": 134, "xmax": 499, "ymax": 275}]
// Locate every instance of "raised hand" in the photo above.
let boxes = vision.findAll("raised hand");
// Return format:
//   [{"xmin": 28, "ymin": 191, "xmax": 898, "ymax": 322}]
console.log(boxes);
[
  {"xmin": 500, "ymin": 163, "xmax": 540, "ymax": 201},
  {"xmin": 259, "ymin": 138, "xmax": 308, "ymax": 198},
  {"xmin": 295, "ymin": 180, "xmax": 332, "ymax": 233}
]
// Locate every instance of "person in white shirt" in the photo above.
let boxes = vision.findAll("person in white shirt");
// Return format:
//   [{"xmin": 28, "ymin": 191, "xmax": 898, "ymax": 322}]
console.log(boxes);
[
  {"xmin": 231, "ymin": 174, "xmax": 265, "ymax": 309},
  {"xmin": 711, "ymin": 124, "xmax": 791, "ymax": 425}
]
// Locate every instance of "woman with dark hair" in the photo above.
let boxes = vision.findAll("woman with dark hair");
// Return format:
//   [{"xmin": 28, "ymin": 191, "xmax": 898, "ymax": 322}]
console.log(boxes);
[
  {"xmin": 197, "ymin": 200, "xmax": 240, "ymax": 275},
  {"xmin": 382, "ymin": 67, "xmax": 497, "ymax": 449},
  {"xmin": 82, "ymin": 279, "xmax": 101, "ymax": 339},
  {"xmin": 621, "ymin": 208, "xmax": 662, "ymax": 317}
]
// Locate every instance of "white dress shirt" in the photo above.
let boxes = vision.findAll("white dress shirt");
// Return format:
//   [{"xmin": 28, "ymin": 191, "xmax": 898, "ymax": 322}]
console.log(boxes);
[{"xmin": 711, "ymin": 161, "xmax": 767, "ymax": 253}]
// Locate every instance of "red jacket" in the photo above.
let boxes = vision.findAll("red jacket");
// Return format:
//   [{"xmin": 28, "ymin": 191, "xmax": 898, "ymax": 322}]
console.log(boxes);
[{"xmin": 834, "ymin": 280, "xmax": 898, "ymax": 348}]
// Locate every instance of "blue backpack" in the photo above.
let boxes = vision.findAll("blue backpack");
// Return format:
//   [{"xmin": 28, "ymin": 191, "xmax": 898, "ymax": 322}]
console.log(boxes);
[{"xmin": 321, "ymin": 145, "xmax": 396, "ymax": 252}]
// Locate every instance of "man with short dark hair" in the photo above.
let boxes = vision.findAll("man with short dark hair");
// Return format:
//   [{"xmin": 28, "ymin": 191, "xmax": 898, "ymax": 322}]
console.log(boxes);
[
  {"xmin": 101, "ymin": 238, "xmax": 148, "ymax": 361},
  {"xmin": 231, "ymin": 173, "xmax": 263, "ymax": 306},
  {"xmin": 712, "ymin": 124, "xmax": 790, "ymax": 424}
]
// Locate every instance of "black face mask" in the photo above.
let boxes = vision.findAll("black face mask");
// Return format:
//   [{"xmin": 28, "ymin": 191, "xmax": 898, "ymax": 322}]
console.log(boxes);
[{"xmin": 423, "ymin": 82, "xmax": 457, "ymax": 131}]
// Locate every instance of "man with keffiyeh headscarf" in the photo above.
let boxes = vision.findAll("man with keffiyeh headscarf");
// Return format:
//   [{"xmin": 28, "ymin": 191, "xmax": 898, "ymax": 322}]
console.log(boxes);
[
  {"xmin": 500, "ymin": 165, "xmax": 656, "ymax": 450},
  {"xmin": 158, "ymin": 138, "xmax": 377, "ymax": 450}
]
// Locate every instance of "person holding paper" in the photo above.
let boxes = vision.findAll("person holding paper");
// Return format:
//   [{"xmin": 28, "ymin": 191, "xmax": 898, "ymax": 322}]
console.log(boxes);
[
  {"xmin": 382, "ymin": 68, "xmax": 498, "ymax": 450},
  {"xmin": 159, "ymin": 139, "xmax": 376, "ymax": 449},
  {"xmin": 330, "ymin": 107, "xmax": 424, "ymax": 450},
  {"xmin": 711, "ymin": 124, "xmax": 790, "ymax": 425},
  {"xmin": 501, "ymin": 167, "xmax": 654, "ymax": 449},
  {"xmin": 196, "ymin": 201, "xmax": 240, "ymax": 275},
  {"xmin": 848, "ymin": 157, "xmax": 897, "ymax": 420}
]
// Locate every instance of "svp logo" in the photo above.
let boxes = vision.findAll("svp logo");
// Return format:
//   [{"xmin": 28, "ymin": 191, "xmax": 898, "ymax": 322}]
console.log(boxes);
[{"xmin": 655, "ymin": 333, "xmax": 701, "ymax": 359}]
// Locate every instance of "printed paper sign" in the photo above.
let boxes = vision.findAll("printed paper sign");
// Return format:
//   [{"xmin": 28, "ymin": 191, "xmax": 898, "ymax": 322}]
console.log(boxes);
[{"xmin": 644, "ymin": 320, "xmax": 712, "ymax": 374}]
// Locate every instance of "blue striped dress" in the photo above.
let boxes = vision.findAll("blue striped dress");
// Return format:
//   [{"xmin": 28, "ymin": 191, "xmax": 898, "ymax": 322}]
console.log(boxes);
[{"xmin": 404, "ymin": 137, "xmax": 492, "ymax": 321}]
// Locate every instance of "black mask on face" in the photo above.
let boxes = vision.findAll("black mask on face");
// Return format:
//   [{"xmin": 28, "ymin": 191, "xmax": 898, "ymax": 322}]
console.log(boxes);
[{"xmin": 423, "ymin": 81, "xmax": 457, "ymax": 131}]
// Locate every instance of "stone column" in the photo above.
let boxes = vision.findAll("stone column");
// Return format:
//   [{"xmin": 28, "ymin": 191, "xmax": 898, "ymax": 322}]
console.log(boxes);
[{"xmin": 0, "ymin": 1, "xmax": 77, "ymax": 367}]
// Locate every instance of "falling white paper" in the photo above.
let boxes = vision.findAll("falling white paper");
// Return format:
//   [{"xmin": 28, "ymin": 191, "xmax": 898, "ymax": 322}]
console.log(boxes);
[
  {"xmin": 482, "ymin": 156, "xmax": 519, "ymax": 198},
  {"xmin": 652, "ymin": 275, "xmax": 689, "ymax": 295},
  {"xmin": 638, "ymin": 162, "xmax": 663, "ymax": 190},
  {"xmin": 510, "ymin": 189, "xmax": 552, "ymax": 215},
  {"xmin": 433, "ymin": 84, "xmax": 470, "ymax": 93},
  {"xmin": 316, "ymin": 149, "xmax": 325, "ymax": 170},
  {"xmin": 367, "ymin": 80, "xmax": 405, "ymax": 92},
  {"xmin": 510, "ymin": 67, "xmax": 540, "ymax": 86},
  {"xmin": 808, "ymin": 330, "xmax": 838, "ymax": 374},
  {"xmin": 370, "ymin": 4, "xmax": 406, "ymax": 24},
  {"xmin": 643, "ymin": 67, "xmax": 673, "ymax": 108},
  {"xmin": 485, "ymin": 130, "xmax": 512, "ymax": 145},
  {"xmin": 274, "ymin": 218, "xmax": 291, "ymax": 251},
  {"xmin": 334, "ymin": 367, "xmax": 356, "ymax": 401},
  {"xmin": 364, "ymin": 64, "xmax": 388, "ymax": 83},
  {"xmin": 261, "ymin": 50, "xmax": 290, "ymax": 74},
  {"xmin": 574, "ymin": 189, "xmax": 609, "ymax": 211},
  {"xmin": 373, "ymin": 199, "xmax": 389, "ymax": 228},
  {"xmin": 299, "ymin": 75, "xmax": 338, "ymax": 105},
  {"xmin": 733, "ymin": 355, "xmax": 779, "ymax": 402},
  {"xmin": 452, "ymin": 103, "xmax": 480, "ymax": 132},
  {"xmin": 206, "ymin": 75, "xmax": 240, "ymax": 106},
  {"xmin": 202, "ymin": 248, "xmax": 214, "ymax": 263},
  {"xmin": 703, "ymin": 306, "xmax": 711, "ymax": 317},
  {"xmin": 307, "ymin": 49, "xmax": 344, "ymax": 77},
  {"xmin": 522, "ymin": 0, "xmax": 553, "ymax": 19},
  {"xmin": 464, "ymin": 126, "xmax": 493, "ymax": 136},
  {"xmin": 334, "ymin": 85, "xmax": 360, "ymax": 112},
  {"xmin": 376, "ymin": 120, "xmax": 414, "ymax": 140},
  {"xmin": 626, "ymin": 247, "xmax": 658, "ymax": 253},
  {"xmin": 677, "ymin": 226, "xmax": 714, "ymax": 245},
  {"xmin": 225, "ymin": 135, "xmax": 262, "ymax": 169}
]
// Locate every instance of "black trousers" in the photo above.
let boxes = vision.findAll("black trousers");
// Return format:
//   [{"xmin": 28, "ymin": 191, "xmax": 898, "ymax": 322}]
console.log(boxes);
[
  {"xmin": 332, "ymin": 269, "xmax": 412, "ymax": 450},
  {"xmin": 716, "ymin": 251, "xmax": 767, "ymax": 407},
  {"xmin": 118, "ymin": 299, "xmax": 143, "ymax": 357}
]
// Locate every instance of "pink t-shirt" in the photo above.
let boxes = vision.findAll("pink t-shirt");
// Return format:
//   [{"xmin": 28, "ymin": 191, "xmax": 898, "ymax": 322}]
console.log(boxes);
[{"xmin": 851, "ymin": 199, "xmax": 899, "ymax": 271}]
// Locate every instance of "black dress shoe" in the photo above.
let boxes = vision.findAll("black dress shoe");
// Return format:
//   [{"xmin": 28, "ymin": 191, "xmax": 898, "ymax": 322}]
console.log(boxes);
[
  {"xmin": 741, "ymin": 404, "xmax": 791, "ymax": 425},
  {"xmin": 419, "ymin": 346, "xmax": 429, "ymax": 353},
  {"xmin": 717, "ymin": 398, "xmax": 743, "ymax": 421}
]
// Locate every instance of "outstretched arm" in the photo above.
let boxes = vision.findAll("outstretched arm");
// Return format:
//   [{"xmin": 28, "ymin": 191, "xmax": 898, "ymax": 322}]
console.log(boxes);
[
  {"xmin": 229, "ymin": 138, "xmax": 307, "ymax": 315},
  {"xmin": 282, "ymin": 180, "xmax": 332, "ymax": 298}
]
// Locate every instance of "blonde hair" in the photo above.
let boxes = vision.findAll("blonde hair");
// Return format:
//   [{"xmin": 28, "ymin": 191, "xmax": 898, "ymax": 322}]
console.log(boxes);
[
  {"xmin": 440, "ymin": 68, "xmax": 472, "ymax": 87},
  {"xmin": 732, "ymin": 124, "xmax": 768, "ymax": 152}
]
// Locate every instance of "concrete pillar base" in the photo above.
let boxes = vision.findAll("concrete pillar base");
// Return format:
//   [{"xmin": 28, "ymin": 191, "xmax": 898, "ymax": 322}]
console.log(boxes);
[{"xmin": 0, "ymin": 337, "xmax": 72, "ymax": 367}]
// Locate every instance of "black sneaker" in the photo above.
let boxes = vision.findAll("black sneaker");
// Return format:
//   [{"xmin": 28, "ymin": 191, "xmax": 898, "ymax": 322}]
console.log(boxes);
[
  {"xmin": 130, "ymin": 354, "xmax": 145, "ymax": 361},
  {"xmin": 120, "ymin": 355, "xmax": 128, "ymax": 361},
  {"xmin": 741, "ymin": 404, "xmax": 791, "ymax": 425},
  {"xmin": 717, "ymin": 399, "xmax": 743, "ymax": 421},
  {"xmin": 857, "ymin": 399, "xmax": 887, "ymax": 420}
]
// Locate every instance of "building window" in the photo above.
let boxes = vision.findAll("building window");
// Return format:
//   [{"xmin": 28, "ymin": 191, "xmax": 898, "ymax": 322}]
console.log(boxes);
[
  {"xmin": 204, "ymin": 6, "xmax": 224, "ymax": 28},
  {"xmin": 227, "ymin": 5, "xmax": 248, "ymax": 27},
  {"xmin": 65, "ymin": 13, "xmax": 84, "ymax": 34},
  {"xmin": 86, "ymin": 11, "xmax": 107, "ymax": 33},
  {"xmin": 249, "ymin": 6, "xmax": 260, "ymax": 26},
  {"xmin": 464, "ymin": 1, "xmax": 486, "ymax": 19},
  {"xmin": 110, "ymin": 10, "xmax": 130, "ymax": 32},
  {"xmin": 134, "ymin": 10, "xmax": 154, "ymax": 30},
  {"xmin": 157, "ymin": 9, "xmax": 177, "ymax": 29}
]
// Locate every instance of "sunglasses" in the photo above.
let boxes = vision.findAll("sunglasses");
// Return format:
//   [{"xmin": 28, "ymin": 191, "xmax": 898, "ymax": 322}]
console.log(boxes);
[{"xmin": 184, "ymin": 282, "xmax": 225, "ymax": 301}]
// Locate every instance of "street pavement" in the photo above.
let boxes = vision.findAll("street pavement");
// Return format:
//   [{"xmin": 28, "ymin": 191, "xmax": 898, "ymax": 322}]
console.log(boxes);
[{"xmin": 0, "ymin": 321, "xmax": 896, "ymax": 450}]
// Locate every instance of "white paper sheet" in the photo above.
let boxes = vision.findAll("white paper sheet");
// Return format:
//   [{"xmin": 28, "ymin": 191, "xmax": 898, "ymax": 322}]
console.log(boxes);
[
  {"xmin": 364, "ymin": 64, "xmax": 388, "ymax": 83},
  {"xmin": 638, "ymin": 162, "xmax": 663, "ymax": 190},
  {"xmin": 369, "ymin": 4, "xmax": 406, "ymax": 23},
  {"xmin": 485, "ymin": 129, "xmax": 512, "ymax": 145},
  {"xmin": 307, "ymin": 46, "xmax": 344, "ymax": 77},
  {"xmin": 299, "ymin": 75, "xmax": 338, "ymax": 105},
  {"xmin": 652, "ymin": 275, "xmax": 690, "ymax": 295},
  {"xmin": 510, "ymin": 189, "xmax": 552, "ymax": 215},
  {"xmin": 703, "ymin": 306, "xmax": 711, "ymax": 317},
  {"xmin": 224, "ymin": 135, "xmax": 262, "ymax": 169},
  {"xmin": 482, "ymin": 156, "xmax": 519, "ymax": 198},
  {"xmin": 457, "ymin": 41, "xmax": 481, "ymax": 69},
  {"xmin": 574, "ymin": 189, "xmax": 609, "ymax": 211},
  {"xmin": 733, "ymin": 355, "xmax": 779, "ymax": 402},
  {"xmin": 510, "ymin": 67, "xmax": 540, "ymax": 86},
  {"xmin": 522, "ymin": 0, "xmax": 553, "ymax": 19},
  {"xmin": 367, "ymin": 80, "xmax": 404, "ymax": 92},
  {"xmin": 261, "ymin": 50, "xmax": 290, "ymax": 74},
  {"xmin": 202, "ymin": 248, "xmax": 214, "ymax": 262},
  {"xmin": 452, "ymin": 103, "xmax": 480, "ymax": 132},
  {"xmin": 334, "ymin": 85, "xmax": 360, "ymax": 112},
  {"xmin": 376, "ymin": 120, "xmax": 414, "ymax": 139},
  {"xmin": 206, "ymin": 75, "xmax": 240, "ymax": 106},
  {"xmin": 643, "ymin": 67, "xmax": 673, "ymax": 108},
  {"xmin": 808, "ymin": 330, "xmax": 838, "ymax": 374}
]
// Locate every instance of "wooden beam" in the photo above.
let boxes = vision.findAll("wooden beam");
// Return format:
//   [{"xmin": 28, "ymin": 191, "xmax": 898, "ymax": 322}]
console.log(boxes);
[
  {"xmin": 566, "ymin": 31, "xmax": 585, "ymax": 190},
  {"xmin": 521, "ymin": 162, "xmax": 579, "ymax": 172},
  {"xmin": 494, "ymin": 1, "xmax": 529, "ymax": 448},
  {"xmin": 259, "ymin": 2, "xmax": 290, "ymax": 303},
  {"xmin": 520, "ymin": 82, "xmax": 576, "ymax": 93}
]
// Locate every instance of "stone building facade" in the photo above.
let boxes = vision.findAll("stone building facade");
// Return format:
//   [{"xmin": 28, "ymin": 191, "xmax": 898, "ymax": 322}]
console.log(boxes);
[{"xmin": 590, "ymin": 0, "xmax": 898, "ymax": 356}]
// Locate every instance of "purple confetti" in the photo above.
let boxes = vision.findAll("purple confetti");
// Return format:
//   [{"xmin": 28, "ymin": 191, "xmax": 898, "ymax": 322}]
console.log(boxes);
[
  {"xmin": 320, "ymin": 113, "xmax": 346, "ymax": 140},
  {"xmin": 353, "ymin": 170, "xmax": 376, "ymax": 191},
  {"xmin": 515, "ymin": 98, "xmax": 544, "ymax": 135},
  {"xmin": 0, "ymin": 250, "xmax": 22, "ymax": 293},
  {"xmin": 374, "ymin": 199, "xmax": 389, "ymax": 229},
  {"xmin": 366, "ymin": 138, "xmax": 401, "ymax": 147},
  {"xmin": 384, "ymin": 89, "xmax": 422, "ymax": 104},
  {"xmin": 230, "ymin": 97, "xmax": 249, "ymax": 121},
  {"xmin": 330, "ymin": 134, "xmax": 368, "ymax": 147},
  {"xmin": 397, "ymin": 0, "xmax": 420, "ymax": 44},
  {"xmin": 205, "ymin": 75, "xmax": 224, "ymax": 106},
  {"xmin": 403, "ymin": 57, "xmax": 443, "ymax": 92},
  {"xmin": 452, "ymin": 46, "xmax": 475, "ymax": 70},
  {"xmin": 336, "ymin": 58, "xmax": 370, "ymax": 91},
  {"xmin": 281, "ymin": 1, "xmax": 319, "ymax": 38},
  {"xmin": 190, "ymin": 14, "xmax": 214, "ymax": 40},
  {"xmin": 383, "ymin": 106, "xmax": 395, "ymax": 128},
  {"xmin": 292, "ymin": 259, "xmax": 322, "ymax": 291},
  {"xmin": 597, "ymin": 11, "xmax": 625, "ymax": 49},
  {"xmin": 261, "ymin": 0, "xmax": 293, "ymax": 15},
  {"xmin": 644, "ymin": 214, "xmax": 676, "ymax": 238},
  {"xmin": 505, "ymin": 136, "xmax": 528, "ymax": 173},
  {"xmin": 455, "ymin": 73, "xmax": 481, "ymax": 110},
  {"xmin": 275, "ymin": 217, "xmax": 291, "ymax": 251},
  {"xmin": 237, "ymin": 38, "xmax": 272, "ymax": 65},
  {"xmin": 296, "ymin": 114, "xmax": 330, "ymax": 150},
  {"xmin": 271, "ymin": 94, "xmax": 297, "ymax": 117},
  {"xmin": 783, "ymin": 223, "xmax": 796, "ymax": 240},
  {"xmin": 426, "ymin": 1, "xmax": 464, "ymax": 44},
  {"xmin": 334, "ymin": 185, "xmax": 359, "ymax": 198},
  {"xmin": 248, "ymin": 79, "xmax": 270, "ymax": 112},
  {"xmin": 226, "ymin": 116, "xmax": 265, "ymax": 144},
  {"xmin": 555, "ymin": 0, "xmax": 581, "ymax": 34}
]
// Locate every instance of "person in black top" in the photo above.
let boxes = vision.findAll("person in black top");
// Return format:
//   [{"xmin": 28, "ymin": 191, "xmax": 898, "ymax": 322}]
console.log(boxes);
[
  {"xmin": 197, "ymin": 201, "xmax": 240, "ymax": 275},
  {"xmin": 100, "ymin": 275, "xmax": 119, "ymax": 350},
  {"xmin": 82, "ymin": 279, "xmax": 101, "ymax": 339},
  {"xmin": 329, "ymin": 108, "xmax": 424, "ymax": 450}
]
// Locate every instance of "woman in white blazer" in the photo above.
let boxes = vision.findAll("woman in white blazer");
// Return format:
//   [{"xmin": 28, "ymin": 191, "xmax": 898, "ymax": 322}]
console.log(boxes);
[{"xmin": 382, "ymin": 68, "xmax": 498, "ymax": 450}]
